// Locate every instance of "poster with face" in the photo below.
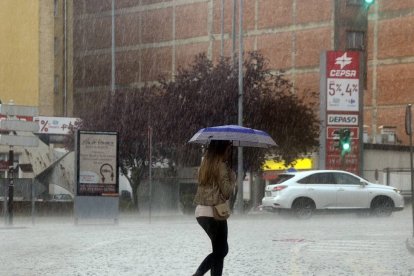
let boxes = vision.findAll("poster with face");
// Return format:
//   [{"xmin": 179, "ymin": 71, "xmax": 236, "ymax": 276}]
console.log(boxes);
[{"xmin": 77, "ymin": 131, "xmax": 118, "ymax": 196}]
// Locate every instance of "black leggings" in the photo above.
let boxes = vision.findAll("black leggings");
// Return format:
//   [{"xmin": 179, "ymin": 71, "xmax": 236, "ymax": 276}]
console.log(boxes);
[{"xmin": 195, "ymin": 217, "xmax": 229, "ymax": 276}]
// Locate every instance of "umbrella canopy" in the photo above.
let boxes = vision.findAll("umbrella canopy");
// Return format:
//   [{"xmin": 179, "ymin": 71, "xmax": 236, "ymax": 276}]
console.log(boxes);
[{"xmin": 188, "ymin": 125, "xmax": 277, "ymax": 148}]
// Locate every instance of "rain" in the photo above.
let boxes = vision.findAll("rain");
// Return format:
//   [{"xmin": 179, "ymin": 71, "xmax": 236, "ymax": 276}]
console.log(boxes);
[{"xmin": 1, "ymin": 0, "xmax": 414, "ymax": 275}]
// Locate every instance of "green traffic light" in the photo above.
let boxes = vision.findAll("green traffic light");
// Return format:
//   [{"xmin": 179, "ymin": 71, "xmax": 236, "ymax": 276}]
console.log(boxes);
[
  {"xmin": 338, "ymin": 128, "xmax": 352, "ymax": 157},
  {"xmin": 342, "ymin": 142, "xmax": 350, "ymax": 151},
  {"xmin": 364, "ymin": 0, "xmax": 374, "ymax": 4}
]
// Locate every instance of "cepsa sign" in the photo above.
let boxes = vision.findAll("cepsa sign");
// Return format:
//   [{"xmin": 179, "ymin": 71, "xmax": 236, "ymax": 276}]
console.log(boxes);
[
  {"xmin": 326, "ymin": 51, "xmax": 360, "ymax": 112},
  {"xmin": 327, "ymin": 51, "xmax": 359, "ymax": 79}
]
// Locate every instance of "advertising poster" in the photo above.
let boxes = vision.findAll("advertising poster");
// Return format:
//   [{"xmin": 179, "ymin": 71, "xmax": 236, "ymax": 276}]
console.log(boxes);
[{"xmin": 77, "ymin": 131, "xmax": 118, "ymax": 196}]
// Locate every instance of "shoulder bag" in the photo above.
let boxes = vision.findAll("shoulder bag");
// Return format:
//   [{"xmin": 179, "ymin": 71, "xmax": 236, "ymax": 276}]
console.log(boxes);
[{"xmin": 213, "ymin": 202, "xmax": 230, "ymax": 220}]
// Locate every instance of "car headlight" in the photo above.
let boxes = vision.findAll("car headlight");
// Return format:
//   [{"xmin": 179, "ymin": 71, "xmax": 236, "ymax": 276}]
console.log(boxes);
[{"xmin": 393, "ymin": 188, "xmax": 401, "ymax": 194}]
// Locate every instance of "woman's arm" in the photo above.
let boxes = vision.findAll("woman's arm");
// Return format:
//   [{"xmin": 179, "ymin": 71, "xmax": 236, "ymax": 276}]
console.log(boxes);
[{"xmin": 218, "ymin": 162, "xmax": 236, "ymax": 199}]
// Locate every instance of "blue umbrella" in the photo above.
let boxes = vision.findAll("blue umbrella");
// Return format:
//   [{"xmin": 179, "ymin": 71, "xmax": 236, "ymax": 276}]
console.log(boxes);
[{"xmin": 188, "ymin": 125, "xmax": 277, "ymax": 148}]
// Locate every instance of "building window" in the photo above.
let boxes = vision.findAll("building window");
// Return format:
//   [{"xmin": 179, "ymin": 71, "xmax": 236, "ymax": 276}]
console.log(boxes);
[
  {"xmin": 347, "ymin": 31, "xmax": 365, "ymax": 50},
  {"xmin": 54, "ymin": 75, "xmax": 60, "ymax": 94}
]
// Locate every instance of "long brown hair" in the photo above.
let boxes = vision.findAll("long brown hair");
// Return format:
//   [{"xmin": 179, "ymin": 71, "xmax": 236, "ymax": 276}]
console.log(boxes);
[{"xmin": 198, "ymin": 140, "xmax": 231, "ymax": 186}]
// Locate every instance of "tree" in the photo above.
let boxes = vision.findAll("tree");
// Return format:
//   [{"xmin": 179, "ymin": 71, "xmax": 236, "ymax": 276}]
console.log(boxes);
[
  {"xmin": 157, "ymin": 51, "xmax": 320, "ymax": 171},
  {"xmin": 75, "ymin": 51, "xmax": 319, "ymax": 211}
]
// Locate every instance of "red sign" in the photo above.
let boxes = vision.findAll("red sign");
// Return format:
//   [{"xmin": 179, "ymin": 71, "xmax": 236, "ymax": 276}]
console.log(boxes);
[
  {"xmin": 326, "ymin": 139, "xmax": 359, "ymax": 156},
  {"xmin": 326, "ymin": 51, "xmax": 359, "ymax": 79},
  {"xmin": 327, "ymin": 127, "xmax": 358, "ymax": 139},
  {"xmin": 326, "ymin": 154, "xmax": 359, "ymax": 174},
  {"xmin": 326, "ymin": 137, "xmax": 359, "ymax": 174},
  {"xmin": 0, "ymin": 114, "xmax": 33, "ymax": 121}
]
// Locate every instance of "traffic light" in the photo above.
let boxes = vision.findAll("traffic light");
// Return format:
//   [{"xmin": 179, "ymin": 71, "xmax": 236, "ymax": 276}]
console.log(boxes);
[
  {"xmin": 364, "ymin": 0, "xmax": 375, "ymax": 7},
  {"xmin": 333, "ymin": 128, "xmax": 352, "ymax": 157},
  {"xmin": 339, "ymin": 128, "xmax": 351, "ymax": 157}
]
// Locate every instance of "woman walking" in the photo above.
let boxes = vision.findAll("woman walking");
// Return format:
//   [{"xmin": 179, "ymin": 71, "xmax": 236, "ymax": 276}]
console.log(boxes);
[{"xmin": 192, "ymin": 140, "xmax": 236, "ymax": 276}]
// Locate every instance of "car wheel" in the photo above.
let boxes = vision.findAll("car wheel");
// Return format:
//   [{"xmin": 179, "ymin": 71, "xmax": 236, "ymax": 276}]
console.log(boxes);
[
  {"xmin": 371, "ymin": 197, "xmax": 394, "ymax": 217},
  {"xmin": 292, "ymin": 198, "xmax": 315, "ymax": 219}
]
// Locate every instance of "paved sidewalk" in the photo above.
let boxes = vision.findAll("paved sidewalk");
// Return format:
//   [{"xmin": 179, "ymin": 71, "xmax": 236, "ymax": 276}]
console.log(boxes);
[{"xmin": 1, "ymin": 207, "xmax": 414, "ymax": 276}]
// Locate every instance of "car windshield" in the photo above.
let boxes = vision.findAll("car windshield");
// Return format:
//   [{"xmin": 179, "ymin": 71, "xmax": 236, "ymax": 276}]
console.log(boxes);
[{"xmin": 269, "ymin": 174, "xmax": 294, "ymax": 184}]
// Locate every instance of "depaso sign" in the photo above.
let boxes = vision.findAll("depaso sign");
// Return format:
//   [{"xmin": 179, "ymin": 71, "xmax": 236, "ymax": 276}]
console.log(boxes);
[{"xmin": 327, "ymin": 114, "xmax": 358, "ymax": 126}]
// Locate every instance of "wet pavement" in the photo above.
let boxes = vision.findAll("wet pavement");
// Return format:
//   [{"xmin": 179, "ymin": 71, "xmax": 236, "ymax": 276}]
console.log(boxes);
[{"xmin": 1, "ymin": 205, "xmax": 414, "ymax": 276}]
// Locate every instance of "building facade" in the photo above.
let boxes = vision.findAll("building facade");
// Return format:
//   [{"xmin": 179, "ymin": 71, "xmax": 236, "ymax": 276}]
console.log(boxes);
[
  {"xmin": 0, "ymin": 0, "xmax": 74, "ymax": 188},
  {"xmin": 0, "ymin": 0, "xmax": 73, "ymax": 116},
  {"xmin": 72, "ymin": 0, "xmax": 414, "ymax": 146}
]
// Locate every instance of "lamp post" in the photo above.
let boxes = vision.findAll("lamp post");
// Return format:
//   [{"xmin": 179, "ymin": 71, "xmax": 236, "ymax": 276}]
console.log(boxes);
[
  {"xmin": 236, "ymin": 0, "xmax": 244, "ymax": 213},
  {"xmin": 111, "ymin": 0, "xmax": 116, "ymax": 96}
]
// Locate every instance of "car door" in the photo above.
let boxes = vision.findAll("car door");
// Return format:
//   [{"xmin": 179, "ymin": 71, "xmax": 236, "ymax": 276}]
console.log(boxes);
[
  {"xmin": 297, "ymin": 172, "xmax": 337, "ymax": 209},
  {"xmin": 334, "ymin": 172, "xmax": 370, "ymax": 208}
]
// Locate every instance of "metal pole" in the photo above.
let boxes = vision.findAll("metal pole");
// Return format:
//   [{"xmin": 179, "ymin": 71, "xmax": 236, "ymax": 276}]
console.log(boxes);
[
  {"xmin": 231, "ymin": 0, "xmax": 237, "ymax": 67},
  {"xmin": 236, "ymin": 0, "xmax": 244, "ymax": 213},
  {"xmin": 407, "ymin": 104, "xmax": 414, "ymax": 237},
  {"xmin": 63, "ymin": 0, "xmax": 67, "ymax": 116},
  {"xmin": 111, "ymin": 0, "xmax": 116, "ymax": 95},
  {"xmin": 7, "ymin": 146, "xmax": 14, "ymax": 225},
  {"xmin": 148, "ymin": 121, "xmax": 153, "ymax": 223},
  {"xmin": 31, "ymin": 179, "xmax": 35, "ymax": 225},
  {"xmin": 220, "ymin": 0, "xmax": 224, "ymax": 57},
  {"xmin": 3, "ymin": 177, "xmax": 7, "ymax": 225}
]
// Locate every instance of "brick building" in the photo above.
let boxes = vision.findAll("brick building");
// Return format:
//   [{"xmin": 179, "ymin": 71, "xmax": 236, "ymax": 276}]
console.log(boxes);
[{"xmin": 72, "ymin": 0, "xmax": 414, "ymax": 145}]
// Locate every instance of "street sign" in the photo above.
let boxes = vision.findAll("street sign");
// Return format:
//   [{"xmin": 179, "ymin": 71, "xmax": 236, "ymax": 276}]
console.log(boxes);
[
  {"xmin": 0, "ymin": 103, "xmax": 39, "ymax": 225},
  {"xmin": 327, "ymin": 126, "xmax": 359, "ymax": 139},
  {"xmin": 34, "ymin": 116, "xmax": 81, "ymax": 134},
  {"xmin": 327, "ymin": 114, "xmax": 358, "ymax": 126},
  {"xmin": 0, "ymin": 104, "xmax": 39, "ymax": 117},
  {"xmin": 0, "ymin": 135, "xmax": 39, "ymax": 147},
  {"xmin": 0, "ymin": 120, "xmax": 39, "ymax": 132},
  {"xmin": 0, "ymin": 104, "xmax": 39, "ymax": 148}
]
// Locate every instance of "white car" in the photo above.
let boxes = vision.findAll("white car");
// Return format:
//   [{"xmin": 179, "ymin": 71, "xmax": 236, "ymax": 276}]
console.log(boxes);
[{"xmin": 262, "ymin": 170, "xmax": 404, "ymax": 218}]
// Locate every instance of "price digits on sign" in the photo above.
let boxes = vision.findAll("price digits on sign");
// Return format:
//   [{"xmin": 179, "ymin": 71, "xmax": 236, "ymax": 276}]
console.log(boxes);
[{"xmin": 328, "ymin": 80, "xmax": 359, "ymax": 96}]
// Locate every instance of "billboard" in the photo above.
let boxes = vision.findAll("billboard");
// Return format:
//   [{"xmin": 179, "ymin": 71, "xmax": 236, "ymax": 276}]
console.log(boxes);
[
  {"xmin": 321, "ymin": 51, "xmax": 362, "ymax": 175},
  {"xmin": 34, "ymin": 116, "xmax": 81, "ymax": 134},
  {"xmin": 76, "ymin": 131, "xmax": 118, "ymax": 196}
]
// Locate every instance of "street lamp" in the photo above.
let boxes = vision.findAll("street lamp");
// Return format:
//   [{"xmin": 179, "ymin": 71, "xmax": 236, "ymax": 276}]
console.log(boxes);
[{"xmin": 236, "ymin": 0, "xmax": 244, "ymax": 213}]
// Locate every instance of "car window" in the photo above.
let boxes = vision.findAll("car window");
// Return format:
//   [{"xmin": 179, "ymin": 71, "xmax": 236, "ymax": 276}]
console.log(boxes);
[
  {"xmin": 297, "ymin": 172, "xmax": 335, "ymax": 184},
  {"xmin": 333, "ymin": 172, "xmax": 361, "ymax": 185},
  {"xmin": 269, "ymin": 174, "xmax": 294, "ymax": 184}
]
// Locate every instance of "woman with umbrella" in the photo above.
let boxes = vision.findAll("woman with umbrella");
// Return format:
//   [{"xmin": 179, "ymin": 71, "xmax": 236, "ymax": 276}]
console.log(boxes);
[
  {"xmin": 190, "ymin": 125, "xmax": 276, "ymax": 275},
  {"xmin": 192, "ymin": 140, "xmax": 236, "ymax": 276}
]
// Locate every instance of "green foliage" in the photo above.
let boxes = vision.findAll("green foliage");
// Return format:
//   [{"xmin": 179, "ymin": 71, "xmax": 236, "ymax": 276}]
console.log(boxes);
[
  {"xmin": 77, "ymin": 51, "xmax": 320, "ymax": 209},
  {"xmin": 157, "ymin": 51, "xmax": 320, "ymax": 170}
]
